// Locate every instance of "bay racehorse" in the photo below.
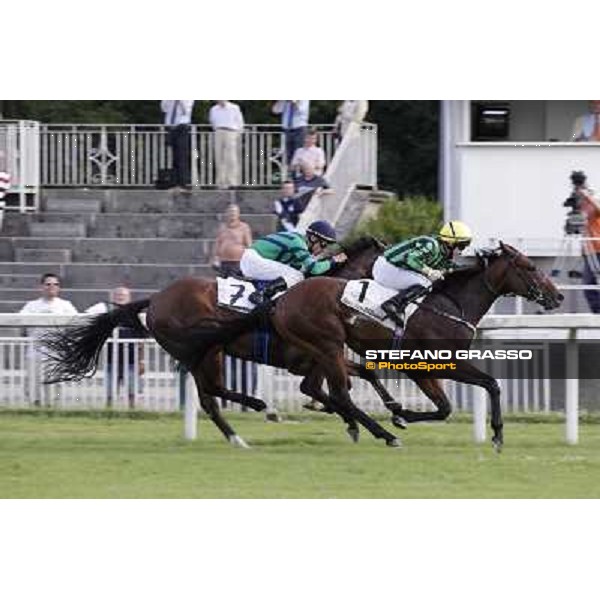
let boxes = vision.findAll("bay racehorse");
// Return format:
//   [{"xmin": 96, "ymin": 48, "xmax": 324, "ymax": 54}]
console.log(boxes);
[
  {"xmin": 41, "ymin": 237, "xmax": 399, "ymax": 447},
  {"xmin": 269, "ymin": 242, "xmax": 563, "ymax": 450}
]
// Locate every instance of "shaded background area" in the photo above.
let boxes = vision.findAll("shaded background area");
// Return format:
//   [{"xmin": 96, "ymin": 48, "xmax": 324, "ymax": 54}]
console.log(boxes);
[{"xmin": 0, "ymin": 100, "xmax": 439, "ymax": 199}]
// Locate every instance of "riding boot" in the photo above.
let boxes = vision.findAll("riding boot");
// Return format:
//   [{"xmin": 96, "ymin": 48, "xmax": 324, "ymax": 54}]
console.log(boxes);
[
  {"xmin": 381, "ymin": 284, "xmax": 428, "ymax": 326},
  {"xmin": 249, "ymin": 277, "xmax": 288, "ymax": 305}
]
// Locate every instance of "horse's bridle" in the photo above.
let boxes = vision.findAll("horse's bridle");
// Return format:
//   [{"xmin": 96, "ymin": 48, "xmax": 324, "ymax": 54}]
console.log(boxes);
[{"xmin": 480, "ymin": 249, "xmax": 548, "ymax": 304}]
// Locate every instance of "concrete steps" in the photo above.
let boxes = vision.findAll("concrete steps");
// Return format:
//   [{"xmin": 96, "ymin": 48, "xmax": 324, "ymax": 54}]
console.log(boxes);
[
  {"xmin": 42, "ymin": 188, "xmax": 279, "ymax": 214},
  {"xmin": 1, "ymin": 213, "xmax": 277, "ymax": 239},
  {"xmin": 0, "ymin": 186, "xmax": 281, "ymax": 311},
  {"xmin": 28, "ymin": 222, "xmax": 87, "ymax": 237},
  {"xmin": 0, "ymin": 262, "xmax": 64, "ymax": 274},
  {"xmin": 6, "ymin": 237, "xmax": 214, "ymax": 264},
  {"xmin": 13, "ymin": 249, "xmax": 72, "ymax": 263}
]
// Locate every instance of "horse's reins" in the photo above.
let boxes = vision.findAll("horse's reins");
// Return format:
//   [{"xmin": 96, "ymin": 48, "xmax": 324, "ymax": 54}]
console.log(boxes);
[{"xmin": 418, "ymin": 251, "xmax": 547, "ymax": 335}]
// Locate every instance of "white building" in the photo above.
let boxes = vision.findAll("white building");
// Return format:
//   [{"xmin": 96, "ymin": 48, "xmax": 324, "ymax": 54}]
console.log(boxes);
[{"xmin": 441, "ymin": 100, "xmax": 599, "ymax": 256}]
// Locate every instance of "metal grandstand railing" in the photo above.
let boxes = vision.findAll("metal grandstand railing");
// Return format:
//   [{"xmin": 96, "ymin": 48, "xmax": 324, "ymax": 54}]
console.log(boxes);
[{"xmin": 38, "ymin": 123, "xmax": 344, "ymax": 188}]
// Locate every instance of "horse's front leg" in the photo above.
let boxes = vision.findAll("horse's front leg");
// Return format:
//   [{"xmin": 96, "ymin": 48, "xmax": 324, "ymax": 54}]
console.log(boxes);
[{"xmin": 450, "ymin": 360, "xmax": 503, "ymax": 452}]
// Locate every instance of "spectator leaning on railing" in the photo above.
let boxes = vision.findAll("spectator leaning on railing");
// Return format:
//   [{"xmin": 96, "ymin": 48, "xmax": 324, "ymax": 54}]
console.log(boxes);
[{"xmin": 294, "ymin": 161, "xmax": 333, "ymax": 212}]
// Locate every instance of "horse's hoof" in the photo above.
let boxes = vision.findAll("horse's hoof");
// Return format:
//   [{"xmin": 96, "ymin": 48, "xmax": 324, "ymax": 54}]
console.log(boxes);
[
  {"xmin": 392, "ymin": 414, "xmax": 408, "ymax": 429},
  {"xmin": 386, "ymin": 438, "xmax": 403, "ymax": 448},
  {"xmin": 303, "ymin": 400, "xmax": 326, "ymax": 412},
  {"xmin": 265, "ymin": 411, "xmax": 282, "ymax": 423},
  {"xmin": 347, "ymin": 426, "xmax": 360, "ymax": 443},
  {"xmin": 492, "ymin": 437, "xmax": 503, "ymax": 454},
  {"xmin": 229, "ymin": 434, "xmax": 251, "ymax": 449}
]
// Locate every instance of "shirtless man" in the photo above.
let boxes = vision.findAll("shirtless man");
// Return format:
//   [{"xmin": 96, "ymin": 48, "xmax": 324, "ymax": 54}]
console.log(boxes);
[{"xmin": 211, "ymin": 204, "xmax": 253, "ymax": 276}]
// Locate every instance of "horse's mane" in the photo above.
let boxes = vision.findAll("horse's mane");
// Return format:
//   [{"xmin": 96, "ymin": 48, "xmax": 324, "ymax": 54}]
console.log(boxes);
[
  {"xmin": 341, "ymin": 235, "xmax": 387, "ymax": 258},
  {"xmin": 315, "ymin": 235, "xmax": 385, "ymax": 260}
]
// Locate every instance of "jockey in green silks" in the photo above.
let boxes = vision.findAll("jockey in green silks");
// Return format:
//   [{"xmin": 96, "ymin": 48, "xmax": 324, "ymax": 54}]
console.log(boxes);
[
  {"xmin": 372, "ymin": 220, "xmax": 473, "ymax": 326},
  {"xmin": 240, "ymin": 220, "xmax": 347, "ymax": 305}
]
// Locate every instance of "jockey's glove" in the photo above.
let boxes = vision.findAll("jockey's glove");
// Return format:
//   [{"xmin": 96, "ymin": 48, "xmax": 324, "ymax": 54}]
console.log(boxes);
[{"xmin": 422, "ymin": 266, "xmax": 445, "ymax": 281}]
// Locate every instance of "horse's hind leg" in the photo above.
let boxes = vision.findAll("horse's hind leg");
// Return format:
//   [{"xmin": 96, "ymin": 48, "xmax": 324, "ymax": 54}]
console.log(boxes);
[
  {"xmin": 191, "ymin": 355, "xmax": 250, "ymax": 448},
  {"xmin": 322, "ymin": 352, "xmax": 401, "ymax": 447},
  {"xmin": 299, "ymin": 368, "xmax": 360, "ymax": 443},
  {"xmin": 395, "ymin": 377, "xmax": 452, "ymax": 427}
]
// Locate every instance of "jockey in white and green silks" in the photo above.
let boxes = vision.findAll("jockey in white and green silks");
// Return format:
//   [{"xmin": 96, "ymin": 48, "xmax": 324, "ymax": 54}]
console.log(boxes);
[
  {"xmin": 373, "ymin": 220, "xmax": 473, "ymax": 325},
  {"xmin": 240, "ymin": 220, "xmax": 347, "ymax": 305}
]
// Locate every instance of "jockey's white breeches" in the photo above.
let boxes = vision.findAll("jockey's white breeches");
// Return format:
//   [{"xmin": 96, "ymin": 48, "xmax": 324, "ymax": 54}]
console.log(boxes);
[
  {"xmin": 372, "ymin": 256, "xmax": 431, "ymax": 292},
  {"xmin": 240, "ymin": 249, "xmax": 305, "ymax": 288}
]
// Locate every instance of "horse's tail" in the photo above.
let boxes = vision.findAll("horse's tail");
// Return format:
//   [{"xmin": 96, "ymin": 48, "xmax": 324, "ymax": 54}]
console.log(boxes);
[{"xmin": 41, "ymin": 299, "xmax": 151, "ymax": 383}]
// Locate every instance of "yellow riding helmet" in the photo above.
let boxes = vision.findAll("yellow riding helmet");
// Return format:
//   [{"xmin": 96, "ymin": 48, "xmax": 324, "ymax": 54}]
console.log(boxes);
[{"xmin": 439, "ymin": 220, "xmax": 473, "ymax": 245}]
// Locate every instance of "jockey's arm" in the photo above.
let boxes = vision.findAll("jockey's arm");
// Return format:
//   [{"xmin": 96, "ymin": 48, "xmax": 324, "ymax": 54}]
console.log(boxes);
[
  {"xmin": 302, "ymin": 255, "xmax": 336, "ymax": 276},
  {"xmin": 395, "ymin": 246, "xmax": 431, "ymax": 273}
]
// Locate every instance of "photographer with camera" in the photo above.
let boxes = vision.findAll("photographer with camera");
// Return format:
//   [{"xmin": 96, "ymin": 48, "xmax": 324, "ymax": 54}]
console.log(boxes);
[{"xmin": 565, "ymin": 170, "xmax": 600, "ymax": 312}]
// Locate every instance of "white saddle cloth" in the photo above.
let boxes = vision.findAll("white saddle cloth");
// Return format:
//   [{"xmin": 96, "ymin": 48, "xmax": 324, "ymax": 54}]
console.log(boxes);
[
  {"xmin": 341, "ymin": 279, "xmax": 420, "ymax": 331},
  {"xmin": 217, "ymin": 276, "xmax": 286, "ymax": 313},
  {"xmin": 216, "ymin": 277, "xmax": 257, "ymax": 313}
]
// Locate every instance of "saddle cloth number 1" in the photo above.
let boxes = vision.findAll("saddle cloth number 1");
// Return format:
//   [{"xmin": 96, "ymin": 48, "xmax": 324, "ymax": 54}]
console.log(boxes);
[{"xmin": 341, "ymin": 279, "xmax": 397, "ymax": 324}]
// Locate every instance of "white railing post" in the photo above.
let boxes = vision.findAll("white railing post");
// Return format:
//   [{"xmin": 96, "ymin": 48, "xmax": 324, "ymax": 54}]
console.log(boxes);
[
  {"xmin": 473, "ymin": 387, "xmax": 487, "ymax": 443},
  {"xmin": 184, "ymin": 387, "xmax": 198, "ymax": 441},
  {"xmin": 565, "ymin": 330, "xmax": 579, "ymax": 445}
]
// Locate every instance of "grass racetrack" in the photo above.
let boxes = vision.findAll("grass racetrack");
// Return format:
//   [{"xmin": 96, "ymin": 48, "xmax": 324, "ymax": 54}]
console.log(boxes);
[{"xmin": 1, "ymin": 411, "xmax": 600, "ymax": 498}]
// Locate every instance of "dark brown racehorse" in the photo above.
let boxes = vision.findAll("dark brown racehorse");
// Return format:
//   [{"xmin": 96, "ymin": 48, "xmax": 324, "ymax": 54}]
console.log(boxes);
[
  {"xmin": 41, "ymin": 237, "xmax": 397, "ymax": 447},
  {"xmin": 269, "ymin": 242, "xmax": 563, "ymax": 450}
]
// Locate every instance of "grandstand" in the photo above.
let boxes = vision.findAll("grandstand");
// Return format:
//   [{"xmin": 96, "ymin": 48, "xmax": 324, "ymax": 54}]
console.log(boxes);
[{"xmin": 0, "ymin": 120, "xmax": 378, "ymax": 311}]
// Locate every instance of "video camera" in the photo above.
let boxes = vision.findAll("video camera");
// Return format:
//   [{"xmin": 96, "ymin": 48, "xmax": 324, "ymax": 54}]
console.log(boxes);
[{"xmin": 563, "ymin": 170, "xmax": 587, "ymax": 235}]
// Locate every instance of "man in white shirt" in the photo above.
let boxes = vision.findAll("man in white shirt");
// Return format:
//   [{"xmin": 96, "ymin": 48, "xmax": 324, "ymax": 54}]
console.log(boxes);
[
  {"xmin": 208, "ymin": 101, "xmax": 245, "ymax": 189},
  {"xmin": 160, "ymin": 100, "xmax": 195, "ymax": 192},
  {"xmin": 289, "ymin": 129, "xmax": 326, "ymax": 178},
  {"xmin": 19, "ymin": 273, "xmax": 78, "ymax": 405}
]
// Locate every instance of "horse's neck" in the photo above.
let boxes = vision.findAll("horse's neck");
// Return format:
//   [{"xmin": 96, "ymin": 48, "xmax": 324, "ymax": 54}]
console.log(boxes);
[{"xmin": 432, "ymin": 270, "xmax": 498, "ymax": 325}]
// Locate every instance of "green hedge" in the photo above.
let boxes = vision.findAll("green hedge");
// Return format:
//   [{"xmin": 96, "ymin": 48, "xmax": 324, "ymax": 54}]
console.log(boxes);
[{"xmin": 354, "ymin": 197, "xmax": 443, "ymax": 244}]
